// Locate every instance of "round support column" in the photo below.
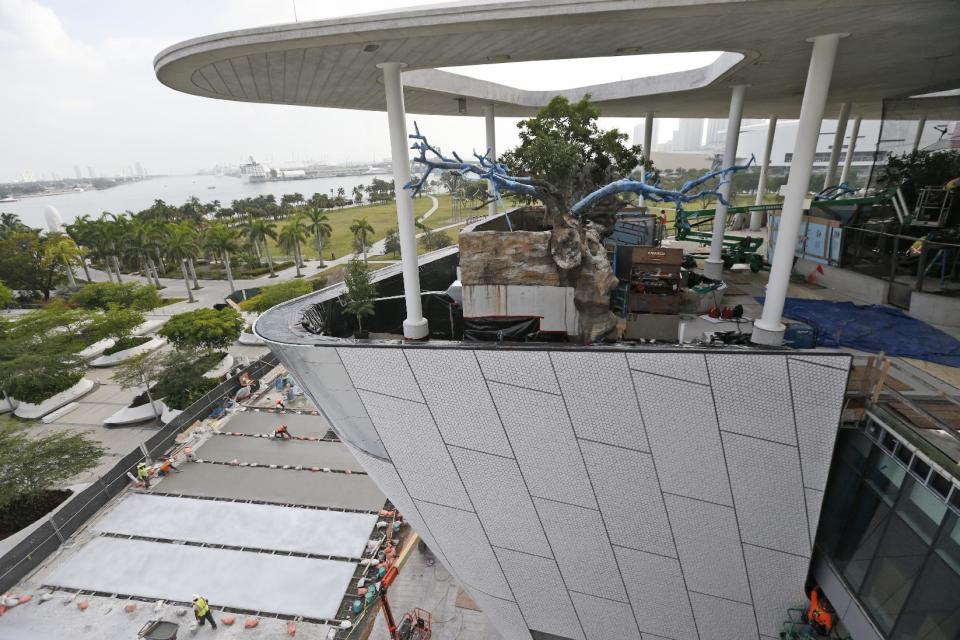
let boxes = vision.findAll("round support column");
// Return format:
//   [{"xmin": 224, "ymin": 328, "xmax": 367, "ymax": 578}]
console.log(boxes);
[
  {"xmin": 704, "ymin": 85, "xmax": 747, "ymax": 280},
  {"xmin": 641, "ymin": 112, "xmax": 654, "ymax": 206},
  {"xmin": 751, "ymin": 116, "xmax": 778, "ymax": 229},
  {"xmin": 753, "ymin": 34, "xmax": 845, "ymax": 346},
  {"xmin": 824, "ymin": 102, "xmax": 850, "ymax": 188},
  {"xmin": 912, "ymin": 115, "xmax": 927, "ymax": 152},
  {"xmin": 379, "ymin": 62, "xmax": 428, "ymax": 340},
  {"xmin": 839, "ymin": 115, "xmax": 861, "ymax": 186},
  {"xmin": 484, "ymin": 104, "xmax": 497, "ymax": 217}
]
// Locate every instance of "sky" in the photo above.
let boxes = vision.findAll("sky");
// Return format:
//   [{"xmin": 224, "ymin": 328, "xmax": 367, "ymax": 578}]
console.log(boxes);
[{"xmin": 0, "ymin": 0, "xmax": 707, "ymax": 182}]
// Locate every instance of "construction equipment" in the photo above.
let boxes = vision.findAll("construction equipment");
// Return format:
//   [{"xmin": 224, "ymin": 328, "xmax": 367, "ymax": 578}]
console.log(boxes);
[
  {"xmin": 378, "ymin": 565, "xmax": 432, "ymax": 640},
  {"xmin": 674, "ymin": 204, "xmax": 771, "ymax": 272}
]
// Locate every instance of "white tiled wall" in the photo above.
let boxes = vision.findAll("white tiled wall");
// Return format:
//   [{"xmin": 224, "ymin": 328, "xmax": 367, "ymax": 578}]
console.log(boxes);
[{"xmin": 280, "ymin": 346, "xmax": 850, "ymax": 640}]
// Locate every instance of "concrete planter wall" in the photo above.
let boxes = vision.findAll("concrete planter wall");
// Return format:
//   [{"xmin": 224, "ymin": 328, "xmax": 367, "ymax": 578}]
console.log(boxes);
[
  {"xmin": 104, "ymin": 399, "xmax": 167, "ymax": 426},
  {"xmin": 239, "ymin": 331, "xmax": 265, "ymax": 345},
  {"xmin": 90, "ymin": 337, "xmax": 165, "ymax": 368},
  {"xmin": 14, "ymin": 378, "xmax": 97, "ymax": 420},
  {"xmin": 79, "ymin": 338, "xmax": 116, "ymax": 360},
  {"xmin": 160, "ymin": 405, "xmax": 183, "ymax": 424},
  {"xmin": 0, "ymin": 396, "xmax": 14, "ymax": 414},
  {"xmin": 133, "ymin": 319, "xmax": 164, "ymax": 336},
  {"xmin": 203, "ymin": 354, "xmax": 235, "ymax": 379}
]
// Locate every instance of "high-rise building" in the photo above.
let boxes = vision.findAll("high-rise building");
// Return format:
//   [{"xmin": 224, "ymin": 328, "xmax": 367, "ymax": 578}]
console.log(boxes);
[
  {"xmin": 73, "ymin": 165, "xmax": 83, "ymax": 180},
  {"xmin": 87, "ymin": 165, "xmax": 96, "ymax": 180},
  {"xmin": 674, "ymin": 118, "xmax": 704, "ymax": 151},
  {"xmin": 632, "ymin": 119, "xmax": 661, "ymax": 153}
]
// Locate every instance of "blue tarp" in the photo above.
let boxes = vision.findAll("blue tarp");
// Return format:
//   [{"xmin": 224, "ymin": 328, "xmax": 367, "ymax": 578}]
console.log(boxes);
[{"xmin": 761, "ymin": 298, "xmax": 960, "ymax": 368}]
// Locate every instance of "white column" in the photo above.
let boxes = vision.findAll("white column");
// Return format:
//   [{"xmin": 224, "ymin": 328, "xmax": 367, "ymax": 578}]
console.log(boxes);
[
  {"xmin": 751, "ymin": 116, "xmax": 778, "ymax": 229},
  {"xmin": 753, "ymin": 33, "xmax": 844, "ymax": 346},
  {"xmin": 484, "ymin": 104, "xmax": 497, "ymax": 217},
  {"xmin": 704, "ymin": 85, "xmax": 746, "ymax": 280},
  {"xmin": 824, "ymin": 102, "xmax": 850, "ymax": 187},
  {"xmin": 640, "ymin": 112, "xmax": 653, "ymax": 206},
  {"xmin": 379, "ymin": 62, "xmax": 428, "ymax": 340},
  {"xmin": 912, "ymin": 115, "xmax": 927, "ymax": 152},
  {"xmin": 839, "ymin": 115, "xmax": 861, "ymax": 185}
]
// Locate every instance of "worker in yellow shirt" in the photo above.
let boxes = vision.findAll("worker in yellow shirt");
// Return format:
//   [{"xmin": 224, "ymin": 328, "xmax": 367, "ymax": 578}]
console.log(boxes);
[{"xmin": 192, "ymin": 594, "xmax": 217, "ymax": 630}]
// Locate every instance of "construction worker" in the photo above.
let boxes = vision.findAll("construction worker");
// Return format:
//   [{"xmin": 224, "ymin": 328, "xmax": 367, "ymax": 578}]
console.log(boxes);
[
  {"xmin": 192, "ymin": 594, "xmax": 217, "ymax": 630},
  {"xmin": 275, "ymin": 397, "xmax": 286, "ymax": 411},
  {"xmin": 806, "ymin": 587, "xmax": 835, "ymax": 635},
  {"xmin": 136, "ymin": 462, "xmax": 151, "ymax": 489},
  {"xmin": 158, "ymin": 456, "xmax": 180, "ymax": 476},
  {"xmin": 274, "ymin": 423, "xmax": 292, "ymax": 440}
]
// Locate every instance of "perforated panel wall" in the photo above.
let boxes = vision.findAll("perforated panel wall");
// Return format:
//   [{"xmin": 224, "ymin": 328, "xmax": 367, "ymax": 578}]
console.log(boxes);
[{"xmin": 273, "ymin": 344, "xmax": 851, "ymax": 640}]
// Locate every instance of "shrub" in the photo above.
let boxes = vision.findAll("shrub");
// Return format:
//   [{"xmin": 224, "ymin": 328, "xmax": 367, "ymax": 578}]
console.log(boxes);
[
  {"xmin": 159, "ymin": 308, "xmax": 243, "ymax": 351},
  {"xmin": 5, "ymin": 353, "xmax": 85, "ymax": 404},
  {"xmin": 163, "ymin": 376, "xmax": 220, "ymax": 410},
  {"xmin": 91, "ymin": 304, "xmax": 144, "ymax": 343},
  {"xmin": 239, "ymin": 279, "xmax": 313, "ymax": 313},
  {"xmin": 72, "ymin": 282, "xmax": 161, "ymax": 311},
  {"xmin": 101, "ymin": 335, "xmax": 151, "ymax": 356},
  {"xmin": 344, "ymin": 258, "xmax": 377, "ymax": 333},
  {"xmin": 0, "ymin": 418, "xmax": 104, "ymax": 512}
]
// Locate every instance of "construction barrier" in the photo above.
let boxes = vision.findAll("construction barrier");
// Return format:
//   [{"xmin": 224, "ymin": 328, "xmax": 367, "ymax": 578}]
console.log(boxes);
[{"xmin": 0, "ymin": 352, "xmax": 280, "ymax": 594}]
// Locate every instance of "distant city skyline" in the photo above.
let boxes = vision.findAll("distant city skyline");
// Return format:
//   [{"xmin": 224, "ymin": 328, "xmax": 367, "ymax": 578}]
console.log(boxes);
[{"xmin": 1, "ymin": 0, "xmax": 710, "ymax": 183}]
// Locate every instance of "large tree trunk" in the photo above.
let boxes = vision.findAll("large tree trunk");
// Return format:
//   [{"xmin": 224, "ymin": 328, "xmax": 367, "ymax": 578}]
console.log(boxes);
[
  {"xmin": 187, "ymin": 258, "xmax": 201, "ymax": 290},
  {"xmin": 104, "ymin": 260, "xmax": 115, "ymax": 283},
  {"xmin": 317, "ymin": 233, "xmax": 325, "ymax": 267},
  {"xmin": 294, "ymin": 244, "xmax": 302, "ymax": 278},
  {"xmin": 224, "ymin": 251, "xmax": 235, "ymax": 293},
  {"xmin": 264, "ymin": 241, "xmax": 276, "ymax": 277},
  {"xmin": 63, "ymin": 258, "xmax": 77, "ymax": 289},
  {"xmin": 80, "ymin": 258, "xmax": 92, "ymax": 284},
  {"xmin": 155, "ymin": 248, "xmax": 166, "ymax": 273},
  {"xmin": 112, "ymin": 255, "xmax": 123, "ymax": 282},
  {"xmin": 180, "ymin": 260, "xmax": 195, "ymax": 303},
  {"xmin": 146, "ymin": 256, "xmax": 163, "ymax": 289}
]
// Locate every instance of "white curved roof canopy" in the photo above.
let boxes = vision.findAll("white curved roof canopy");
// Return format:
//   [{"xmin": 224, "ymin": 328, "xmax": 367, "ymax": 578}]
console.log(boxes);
[{"xmin": 155, "ymin": 0, "xmax": 960, "ymax": 119}]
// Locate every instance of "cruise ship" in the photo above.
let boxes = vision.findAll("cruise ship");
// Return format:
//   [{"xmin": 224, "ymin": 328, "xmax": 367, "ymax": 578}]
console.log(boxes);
[{"xmin": 239, "ymin": 157, "xmax": 268, "ymax": 183}]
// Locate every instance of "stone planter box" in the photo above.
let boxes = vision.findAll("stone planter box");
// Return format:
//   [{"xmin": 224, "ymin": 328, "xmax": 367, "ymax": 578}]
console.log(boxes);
[
  {"xmin": 134, "ymin": 319, "xmax": 165, "ymax": 336},
  {"xmin": 0, "ymin": 396, "xmax": 14, "ymax": 414},
  {"xmin": 79, "ymin": 338, "xmax": 116, "ymax": 360},
  {"xmin": 90, "ymin": 336, "xmax": 165, "ymax": 368},
  {"xmin": 13, "ymin": 378, "xmax": 97, "ymax": 420},
  {"xmin": 104, "ymin": 399, "xmax": 167, "ymax": 426},
  {"xmin": 203, "ymin": 354, "xmax": 235, "ymax": 379},
  {"xmin": 238, "ymin": 331, "xmax": 265, "ymax": 345},
  {"xmin": 161, "ymin": 405, "xmax": 183, "ymax": 424}
]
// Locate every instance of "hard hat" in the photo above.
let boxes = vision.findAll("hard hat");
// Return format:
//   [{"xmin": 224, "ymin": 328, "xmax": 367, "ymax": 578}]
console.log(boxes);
[
  {"xmin": 193, "ymin": 594, "xmax": 201, "ymax": 600},
  {"xmin": 138, "ymin": 462, "xmax": 146, "ymax": 467}
]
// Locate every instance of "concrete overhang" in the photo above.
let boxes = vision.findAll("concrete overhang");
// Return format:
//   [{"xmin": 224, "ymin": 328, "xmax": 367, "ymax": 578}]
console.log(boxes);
[{"xmin": 155, "ymin": 0, "xmax": 960, "ymax": 119}]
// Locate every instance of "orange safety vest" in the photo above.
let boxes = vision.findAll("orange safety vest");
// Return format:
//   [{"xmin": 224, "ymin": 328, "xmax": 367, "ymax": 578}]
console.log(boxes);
[{"xmin": 808, "ymin": 590, "xmax": 835, "ymax": 633}]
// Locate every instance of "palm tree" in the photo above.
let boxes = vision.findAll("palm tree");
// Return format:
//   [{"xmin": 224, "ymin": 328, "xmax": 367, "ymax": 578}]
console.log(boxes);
[
  {"xmin": 352, "ymin": 185, "xmax": 364, "ymax": 205},
  {"xmin": 125, "ymin": 219, "xmax": 163, "ymax": 288},
  {"xmin": 350, "ymin": 217, "xmax": 374, "ymax": 263},
  {"xmin": 278, "ymin": 215, "xmax": 308, "ymax": 278},
  {"xmin": 88, "ymin": 218, "xmax": 116, "ymax": 282},
  {"xmin": 164, "ymin": 223, "xmax": 199, "ymax": 303},
  {"xmin": 336, "ymin": 186, "xmax": 347, "ymax": 207},
  {"xmin": 99, "ymin": 212, "xmax": 126, "ymax": 282},
  {"xmin": 65, "ymin": 215, "xmax": 94, "ymax": 283},
  {"xmin": 186, "ymin": 219, "xmax": 206, "ymax": 289},
  {"xmin": 145, "ymin": 220, "xmax": 168, "ymax": 275},
  {"xmin": 44, "ymin": 233, "xmax": 81, "ymax": 289},
  {"xmin": 304, "ymin": 209, "xmax": 332, "ymax": 267},
  {"xmin": 241, "ymin": 218, "xmax": 278, "ymax": 277},
  {"xmin": 204, "ymin": 223, "xmax": 240, "ymax": 293}
]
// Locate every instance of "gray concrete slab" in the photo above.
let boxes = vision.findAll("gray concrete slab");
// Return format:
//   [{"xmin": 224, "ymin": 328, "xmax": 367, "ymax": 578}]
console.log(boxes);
[
  {"xmin": 197, "ymin": 436, "xmax": 366, "ymax": 471},
  {"xmin": 223, "ymin": 411, "xmax": 333, "ymax": 438},
  {"xmin": 94, "ymin": 494, "xmax": 376, "ymax": 558},
  {"xmin": 153, "ymin": 462, "xmax": 386, "ymax": 511},
  {"xmin": 45, "ymin": 536, "xmax": 353, "ymax": 619}
]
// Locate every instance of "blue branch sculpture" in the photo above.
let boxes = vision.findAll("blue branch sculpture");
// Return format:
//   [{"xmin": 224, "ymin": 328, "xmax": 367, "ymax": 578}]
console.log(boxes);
[{"xmin": 405, "ymin": 122, "xmax": 755, "ymax": 225}]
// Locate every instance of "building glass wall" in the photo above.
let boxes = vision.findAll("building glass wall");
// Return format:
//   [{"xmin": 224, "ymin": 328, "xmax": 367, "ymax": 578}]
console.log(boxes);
[{"xmin": 816, "ymin": 425, "xmax": 960, "ymax": 639}]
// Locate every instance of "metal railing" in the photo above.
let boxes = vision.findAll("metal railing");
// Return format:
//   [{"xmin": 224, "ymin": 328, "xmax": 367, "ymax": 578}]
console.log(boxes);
[
  {"xmin": 0, "ymin": 352, "xmax": 279, "ymax": 593},
  {"xmin": 840, "ymin": 226, "xmax": 960, "ymax": 306}
]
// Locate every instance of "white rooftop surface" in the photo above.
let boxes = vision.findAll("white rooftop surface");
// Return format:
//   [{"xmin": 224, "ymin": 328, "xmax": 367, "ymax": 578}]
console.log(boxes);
[
  {"xmin": 155, "ymin": 0, "xmax": 960, "ymax": 119},
  {"xmin": 93, "ymin": 493, "xmax": 377, "ymax": 559},
  {"xmin": 44, "ymin": 536, "xmax": 354, "ymax": 619}
]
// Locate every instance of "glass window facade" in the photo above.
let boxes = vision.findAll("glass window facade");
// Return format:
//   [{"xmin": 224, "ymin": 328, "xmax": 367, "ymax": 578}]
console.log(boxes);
[{"xmin": 817, "ymin": 426, "xmax": 960, "ymax": 639}]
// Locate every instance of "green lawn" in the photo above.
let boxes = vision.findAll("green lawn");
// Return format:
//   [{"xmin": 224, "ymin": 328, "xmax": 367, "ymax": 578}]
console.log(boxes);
[{"xmin": 263, "ymin": 195, "xmax": 451, "ymax": 262}]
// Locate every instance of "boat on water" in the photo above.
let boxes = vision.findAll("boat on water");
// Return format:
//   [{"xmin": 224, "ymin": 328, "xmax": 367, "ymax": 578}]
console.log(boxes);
[
  {"xmin": 240, "ymin": 156, "xmax": 269, "ymax": 183},
  {"xmin": 0, "ymin": 195, "xmax": 18, "ymax": 203}
]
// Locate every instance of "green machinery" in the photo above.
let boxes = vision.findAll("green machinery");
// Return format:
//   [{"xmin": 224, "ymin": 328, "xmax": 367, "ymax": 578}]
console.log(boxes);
[{"xmin": 674, "ymin": 203, "xmax": 780, "ymax": 272}]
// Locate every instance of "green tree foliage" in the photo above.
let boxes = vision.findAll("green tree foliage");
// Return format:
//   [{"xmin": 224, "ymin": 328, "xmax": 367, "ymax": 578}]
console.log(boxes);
[
  {"xmin": 0, "ymin": 420, "xmax": 104, "ymax": 510},
  {"xmin": 0, "ymin": 281, "xmax": 13, "ymax": 308},
  {"xmin": 159, "ymin": 307, "xmax": 243, "ymax": 352},
  {"xmin": 878, "ymin": 150, "xmax": 960, "ymax": 207},
  {"xmin": 343, "ymin": 258, "xmax": 377, "ymax": 333},
  {"xmin": 420, "ymin": 228, "xmax": 453, "ymax": 252},
  {"xmin": 350, "ymin": 218, "xmax": 374, "ymax": 263},
  {"xmin": 384, "ymin": 228, "xmax": 401, "ymax": 258},
  {"xmin": 92, "ymin": 305, "xmax": 144, "ymax": 344},
  {"xmin": 239, "ymin": 279, "xmax": 313, "ymax": 314},
  {"xmin": 0, "ymin": 230, "xmax": 67, "ymax": 300},
  {"xmin": 500, "ymin": 95, "xmax": 645, "ymax": 206},
  {"xmin": 111, "ymin": 350, "xmax": 169, "ymax": 418},
  {"xmin": 72, "ymin": 282, "xmax": 161, "ymax": 311}
]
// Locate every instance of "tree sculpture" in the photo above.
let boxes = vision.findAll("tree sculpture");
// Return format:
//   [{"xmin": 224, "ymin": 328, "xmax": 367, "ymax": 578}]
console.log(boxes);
[{"xmin": 407, "ymin": 122, "xmax": 754, "ymax": 343}]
